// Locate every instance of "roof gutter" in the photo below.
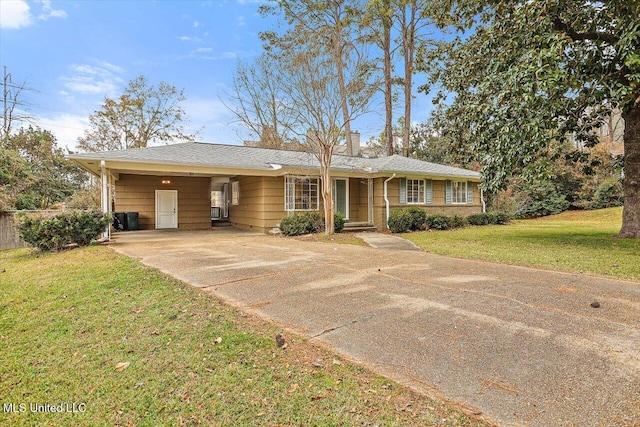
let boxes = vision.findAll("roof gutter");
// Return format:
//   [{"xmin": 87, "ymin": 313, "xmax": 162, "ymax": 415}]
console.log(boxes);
[{"xmin": 384, "ymin": 173, "xmax": 396, "ymax": 229}]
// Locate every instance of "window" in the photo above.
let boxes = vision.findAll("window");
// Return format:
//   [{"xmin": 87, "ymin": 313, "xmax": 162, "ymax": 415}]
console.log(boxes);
[
  {"xmin": 451, "ymin": 181, "xmax": 467, "ymax": 204},
  {"xmin": 285, "ymin": 176, "xmax": 319, "ymax": 211},
  {"xmin": 231, "ymin": 181, "xmax": 239, "ymax": 205},
  {"xmin": 407, "ymin": 179, "xmax": 425, "ymax": 204},
  {"xmin": 399, "ymin": 178, "xmax": 432, "ymax": 204}
]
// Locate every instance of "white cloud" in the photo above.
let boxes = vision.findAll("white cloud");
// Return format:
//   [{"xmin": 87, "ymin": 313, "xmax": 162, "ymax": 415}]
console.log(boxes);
[
  {"xmin": 193, "ymin": 21, "xmax": 201, "ymax": 28},
  {"xmin": 32, "ymin": 112, "xmax": 89, "ymax": 151},
  {"xmin": 178, "ymin": 35, "xmax": 192, "ymax": 41},
  {"xmin": 0, "ymin": 0, "xmax": 33, "ymax": 29},
  {"xmin": 236, "ymin": 16, "xmax": 246, "ymax": 26},
  {"xmin": 0, "ymin": 0, "xmax": 67, "ymax": 29},
  {"xmin": 220, "ymin": 52, "xmax": 238, "ymax": 59},
  {"xmin": 38, "ymin": 0, "xmax": 67, "ymax": 20},
  {"xmin": 195, "ymin": 47, "xmax": 214, "ymax": 53},
  {"xmin": 60, "ymin": 61, "xmax": 125, "ymax": 97}
]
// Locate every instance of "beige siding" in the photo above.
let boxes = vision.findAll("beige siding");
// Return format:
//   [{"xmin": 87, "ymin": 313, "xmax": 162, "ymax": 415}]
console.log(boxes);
[
  {"xmin": 371, "ymin": 178, "xmax": 483, "ymax": 230},
  {"xmin": 229, "ymin": 176, "xmax": 287, "ymax": 232},
  {"xmin": 347, "ymin": 177, "xmax": 368, "ymax": 222},
  {"xmin": 115, "ymin": 174, "xmax": 210, "ymax": 230}
]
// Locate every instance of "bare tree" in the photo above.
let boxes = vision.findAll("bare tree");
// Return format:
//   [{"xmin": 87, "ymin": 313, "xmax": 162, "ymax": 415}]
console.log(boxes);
[
  {"xmin": 398, "ymin": 0, "xmax": 432, "ymax": 155},
  {"xmin": 77, "ymin": 75, "xmax": 196, "ymax": 152},
  {"xmin": 278, "ymin": 45, "xmax": 375, "ymax": 233},
  {"xmin": 363, "ymin": 0, "xmax": 395, "ymax": 156},
  {"xmin": 2, "ymin": 66, "xmax": 35, "ymax": 144},
  {"xmin": 223, "ymin": 55, "xmax": 298, "ymax": 148},
  {"xmin": 260, "ymin": 0, "xmax": 375, "ymax": 156}
]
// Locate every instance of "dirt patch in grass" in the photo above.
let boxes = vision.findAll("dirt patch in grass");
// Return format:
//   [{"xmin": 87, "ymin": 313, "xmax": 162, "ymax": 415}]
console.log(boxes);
[
  {"xmin": 292, "ymin": 232, "xmax": 368, "ymax": 246},
  {"xmin": 0, "ymin": 246, "xmax": 485, "ymax": 426}
]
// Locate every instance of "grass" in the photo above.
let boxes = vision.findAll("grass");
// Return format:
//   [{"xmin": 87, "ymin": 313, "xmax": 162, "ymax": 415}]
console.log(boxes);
[
  {"xmin": 0, "ymin": 246, "xmax": 484, "ymax": 426},
  {"xmin": 402, "ymin": 207, "xmax": 640, "ymax": 281}
]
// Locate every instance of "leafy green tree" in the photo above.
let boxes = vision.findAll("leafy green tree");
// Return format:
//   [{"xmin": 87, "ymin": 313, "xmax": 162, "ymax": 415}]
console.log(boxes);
[
  {"xmin": 4, "ymin": 126, "xmax": 85, "ymax": 209},
  {"xmin": 406, "ymin": 122, "xmax": 472, "ymax": 166},
  {"xmin": 421, "ymin": 1, "xmax": 640, "ymax": 237},
  {"xmin": 77, "ymin": 76, "xmax": 196, "ymax": 152},
  {"xmin": 0, "ymin": 145, "xmax": 32, "ymax": 210}
]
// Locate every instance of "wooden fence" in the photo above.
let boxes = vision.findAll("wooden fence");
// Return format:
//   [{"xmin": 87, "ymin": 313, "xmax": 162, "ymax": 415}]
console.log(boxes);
[{"xmin": 0, "ymin": 210, "xmax": 62, "ymax": 250}]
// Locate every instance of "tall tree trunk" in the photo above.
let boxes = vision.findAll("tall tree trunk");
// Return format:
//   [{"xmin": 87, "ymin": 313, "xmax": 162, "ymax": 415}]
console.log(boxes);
[
  {"xmin": 619, "ymin": 106, "xmax": 640, "ymax": 238},
  {"xmin": 320, "ymin": 145, "xmax": 335, "ymax": 234},
  {"xmin": 332, "ymin": 2, "xmax": 353, "ymax": 156},
  {"xmin": 383, "ymin": 0, "xmax": 393, "ymax": 156},
  {"xmin": 401, "ymin": 1, "xmax": 417, "ymax": 158}
]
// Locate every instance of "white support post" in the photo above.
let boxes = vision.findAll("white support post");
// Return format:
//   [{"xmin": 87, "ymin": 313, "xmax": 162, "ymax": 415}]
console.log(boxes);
[
  {"xmin": 383, "ymin": 173, "xmax": 396, "ymax": 228},
  {"xmin": 367, "ymin": 178, "xmax": 373, "ymax": 224},
  {"xmin": 100, "ymin": 161, "xmax": 110, "ymax": 240}
]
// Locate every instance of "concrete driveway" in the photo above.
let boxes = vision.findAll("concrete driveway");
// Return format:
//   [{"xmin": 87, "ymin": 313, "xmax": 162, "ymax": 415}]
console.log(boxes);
[{"xmin": 111, "ymin": 229, "xmax": 640, "ymax": 427}]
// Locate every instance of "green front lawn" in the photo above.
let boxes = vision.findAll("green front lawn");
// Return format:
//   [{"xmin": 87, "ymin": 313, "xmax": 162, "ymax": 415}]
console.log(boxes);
[
  {"xmin": 402, "ymin": 207, "xmax": 640, "ymax": 281},
  {"xmin": 0, "ymin": 246, "xmax": 483, "ymax": 426}
]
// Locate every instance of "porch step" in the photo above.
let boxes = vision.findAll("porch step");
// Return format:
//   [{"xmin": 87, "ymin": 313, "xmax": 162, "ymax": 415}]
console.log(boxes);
[
  {"xmin": 212, "ymin": 220, "xmax": 231, "ymax": 227},
  {"xmin": 342, "ymin": 222, "xmax": 377, "ymax": 232}
]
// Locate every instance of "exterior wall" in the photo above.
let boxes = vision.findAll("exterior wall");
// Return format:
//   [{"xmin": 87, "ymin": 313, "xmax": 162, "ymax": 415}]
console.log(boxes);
[
  {"xmin": 228, "ymin": 176, "xmax": 286, "ymax": 232},
  {"xmin": 114, "ymin": 174, "xmax": 210, "ymax": 230},
  {"xmin": 372, "ymin": 178, "xmax": 483, "ymax": 230},
  {"xmin": 348, "ymin": 177, "xmax": 371, "ymax": 222},
  {"xmin": 228, "ymin": 176, "xmax": 372, "ymax": 231},
  {"xmin": 114, "ymin": 174, "xmax": 482, "ymax": 233}
]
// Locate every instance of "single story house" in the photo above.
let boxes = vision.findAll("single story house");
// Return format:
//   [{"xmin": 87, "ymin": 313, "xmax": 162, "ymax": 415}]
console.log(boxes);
[{"xmin": 68, "ymin": 141, "xmax": 483, "ymax": 233}]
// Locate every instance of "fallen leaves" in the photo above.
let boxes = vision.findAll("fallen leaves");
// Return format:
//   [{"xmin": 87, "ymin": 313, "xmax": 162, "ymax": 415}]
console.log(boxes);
[{"xmin": 115, "ymin": 361, "xmax": 130, "ymax": 371}]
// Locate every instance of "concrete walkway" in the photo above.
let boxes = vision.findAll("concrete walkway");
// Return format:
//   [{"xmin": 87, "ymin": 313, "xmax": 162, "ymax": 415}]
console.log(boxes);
[
  {"xmin": 357, "ymin": 231, "xmax": 422, "ymax": 251},
  {"xmin": 111, "ymin": 230, "xmax": 640, "ymax": 427}
]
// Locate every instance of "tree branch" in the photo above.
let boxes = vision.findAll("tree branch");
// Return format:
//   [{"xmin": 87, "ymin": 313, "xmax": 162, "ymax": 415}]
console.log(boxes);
[{"xmin": 552, "ymin": 17, "xmax": 619, "ymax": 45}]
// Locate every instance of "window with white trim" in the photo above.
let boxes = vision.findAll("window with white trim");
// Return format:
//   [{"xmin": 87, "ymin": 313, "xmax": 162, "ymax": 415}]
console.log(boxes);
[
  {"xmin": 285, "ymin": 176, "xmax": 319, "ymax": 211},
  {"xmin": 231, "ymin": 181, "xmax": 240, "ymax": 205},
  {"xmin": 407, "ymin": 179, "xmax": 425, "ymax": 204},
  {"xmin": 451, "ymin": 181, "xmax": 467, "ymax": 204}
]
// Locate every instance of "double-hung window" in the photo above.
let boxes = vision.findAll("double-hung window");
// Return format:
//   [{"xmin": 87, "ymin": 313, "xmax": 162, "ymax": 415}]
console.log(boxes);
[
  {"xmin": 399, "ymin": 178, "xmax": 432, "ymax": 204},
  {"xmin": 407, "ymin": 179, "xmax": 425, "ymax": 204},
  {"xmin": 451, "ymin": 181, "xmax": 467, "ymax": 204},
  {"xmin": 285, "ymin": 176, "xmax": 319, "ymax": 211},
  {"xmin": 445, "ymin": 180, "xmax": 473, "ymax": 204}
]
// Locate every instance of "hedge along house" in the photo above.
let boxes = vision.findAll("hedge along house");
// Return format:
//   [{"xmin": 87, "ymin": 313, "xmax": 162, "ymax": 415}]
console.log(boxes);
[{"xmin": 68, "ymin": 141, "xmax": 483, "ymax": 234}]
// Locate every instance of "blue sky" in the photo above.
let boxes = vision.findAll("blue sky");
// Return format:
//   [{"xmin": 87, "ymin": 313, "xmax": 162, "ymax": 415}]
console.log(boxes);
[{"xmin": 1, "ymin": 0, "xmax": 435, "ymax": 151}]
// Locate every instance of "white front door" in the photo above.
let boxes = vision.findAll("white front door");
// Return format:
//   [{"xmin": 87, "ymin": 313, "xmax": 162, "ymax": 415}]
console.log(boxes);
[{"xmin": 156, "ymin": 190, "xmax": 178, "ymax": 229}]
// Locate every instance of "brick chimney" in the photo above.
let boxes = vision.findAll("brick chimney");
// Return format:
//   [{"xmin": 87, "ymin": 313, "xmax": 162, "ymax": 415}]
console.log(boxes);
[{"xmin": 350, "ymin": 131, "xmax": 360, "ymax": 156}]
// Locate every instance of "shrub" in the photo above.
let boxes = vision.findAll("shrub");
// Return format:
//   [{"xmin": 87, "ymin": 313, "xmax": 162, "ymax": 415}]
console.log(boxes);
[
  {"xmin": 388, "ymin": 209, "xmax": 413, "ymax": 233},
  {"xmin": 279, "ymin": 211, "xmax": 345, "ymax": 236},
  {"xmin": 279, "ymin": 214, "xmax": 314, "ymax": 236},
  {"xmin": 17, "ymin": 210, "xmax": 111, "ymax": 251},
  {"xmin": 333, "ymin": 212, "xmax": 345, "ymax": 233},
  {"xmin": 469, "ymin": 212, "xmax": 512, "ymax": 225},
  {"xmin": 305, "ymin": 211, "xmax": 325, "ymax": 233},
  {"xmin": 449, "ymin": 215, "xmax": 468, "ymax": 229},
  {"xmin": 467, "ymin": 213, "xmax": 489, "ymax": 226},
  {"xmin": 406, "ymin": 206, "xmax": 427, "ymax": 230},
  {"xmin": 515, "ymin": 193, "xmax": 570, "ymax": 219},
  {"xmin": 489, "ymin": 211, "xmax": 512, "ymax": 225},
  {"xmin": 591, "ymin": 179, "xmax": 623, "ymax": 209},
  {"xmin": 425, "ymin": 214, "xmax": 451, "ymax": 230}
]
